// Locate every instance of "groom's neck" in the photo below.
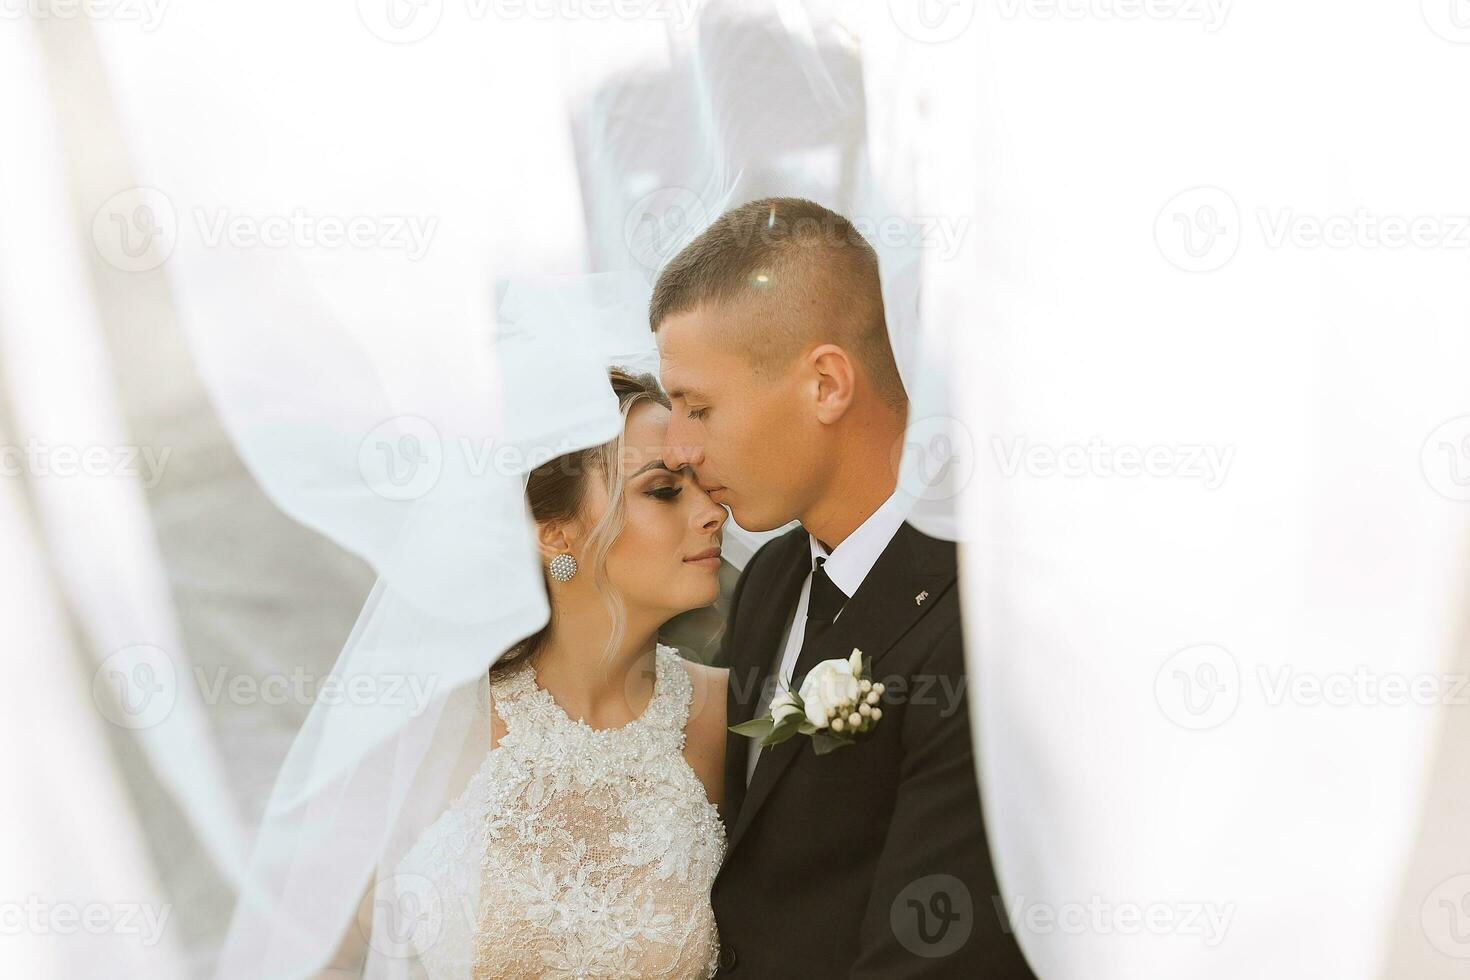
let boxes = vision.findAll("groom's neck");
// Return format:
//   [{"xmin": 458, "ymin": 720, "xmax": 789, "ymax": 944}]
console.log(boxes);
[
  {"xmin": 803, "ymin": 411, "xmax": 904, "ymax": 551},
  {"xmin": 806, "ymin": 473, "xmax": 896, "ymax": 551}
]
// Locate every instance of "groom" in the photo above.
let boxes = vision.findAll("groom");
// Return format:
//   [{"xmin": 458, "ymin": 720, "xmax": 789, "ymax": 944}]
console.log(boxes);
[{"xmin": 653, "ymin": 198, "xmax": 1035, "ymax": 977}]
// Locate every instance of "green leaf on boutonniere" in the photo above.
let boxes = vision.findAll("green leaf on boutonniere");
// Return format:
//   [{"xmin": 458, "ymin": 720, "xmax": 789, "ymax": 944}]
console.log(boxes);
[
  {"xmin": 811, "ymin": 730, "xmax": 852, "ymax": 755},
  {"xmin": 729, "ymin": 717, "xmax": 775, "ymax": 739},
  {"xmin": 759, "ymin": 713, "xmax": 805, "ymax": 747}
]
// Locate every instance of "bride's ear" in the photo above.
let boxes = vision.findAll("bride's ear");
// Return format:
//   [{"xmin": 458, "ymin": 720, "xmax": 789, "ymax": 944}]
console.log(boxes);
[{"xmin": 535, "ymin": 519, "xmax": 578, "ymax": 562}]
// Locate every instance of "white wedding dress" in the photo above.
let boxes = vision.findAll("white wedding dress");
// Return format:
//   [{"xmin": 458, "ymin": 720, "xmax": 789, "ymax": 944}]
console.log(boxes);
[{"xmin": 396, "ymin": 642, "xmax": 726, "ymax": 979}]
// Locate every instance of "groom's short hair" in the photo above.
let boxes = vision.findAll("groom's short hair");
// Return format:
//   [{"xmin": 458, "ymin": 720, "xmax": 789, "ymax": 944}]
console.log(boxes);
[{"xmin": 648, "ymin": 197, "xmax": 907, "ymax": 410}]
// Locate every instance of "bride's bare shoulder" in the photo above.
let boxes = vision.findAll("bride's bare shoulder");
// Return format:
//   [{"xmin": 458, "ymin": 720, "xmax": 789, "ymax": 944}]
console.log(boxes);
[{"xmin": 677, "ymin": 658, "xmax": 728, "ymax": 806}]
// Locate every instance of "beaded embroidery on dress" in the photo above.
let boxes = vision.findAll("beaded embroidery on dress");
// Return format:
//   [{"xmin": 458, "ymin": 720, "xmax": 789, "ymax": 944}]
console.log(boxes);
[{"xmin": 396, "ymin": 643, "xmax": 726, "ymax": 979}]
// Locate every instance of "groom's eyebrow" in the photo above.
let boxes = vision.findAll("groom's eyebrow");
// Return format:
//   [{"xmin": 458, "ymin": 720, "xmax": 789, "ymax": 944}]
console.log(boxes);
[{"xmin": 666, "ymin": 386, "xmax": 705, "ymax": 402}]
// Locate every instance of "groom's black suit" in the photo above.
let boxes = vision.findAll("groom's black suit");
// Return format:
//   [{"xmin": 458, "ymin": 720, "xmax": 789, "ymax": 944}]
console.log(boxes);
[{"xmin": 710, "ymin": 520, "xmax": 1035, "ymax": 979}]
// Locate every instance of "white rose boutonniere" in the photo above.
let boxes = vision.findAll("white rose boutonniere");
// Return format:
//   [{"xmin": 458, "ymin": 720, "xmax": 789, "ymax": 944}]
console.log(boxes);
[{"xmin": 730, "ymin": 648, "xmax": 885, "ymax": 755}]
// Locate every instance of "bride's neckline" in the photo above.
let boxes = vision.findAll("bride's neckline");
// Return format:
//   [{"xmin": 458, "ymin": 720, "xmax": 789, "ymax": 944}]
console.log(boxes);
[{"xmin": 520, "ymin": 643, "xmax": 668, "ymax": 735}]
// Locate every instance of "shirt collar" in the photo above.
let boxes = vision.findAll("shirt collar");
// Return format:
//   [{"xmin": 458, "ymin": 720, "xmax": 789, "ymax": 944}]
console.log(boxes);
[{"xmin": 808, "ymin": 486, "xmax": 913, "ymax": 597}]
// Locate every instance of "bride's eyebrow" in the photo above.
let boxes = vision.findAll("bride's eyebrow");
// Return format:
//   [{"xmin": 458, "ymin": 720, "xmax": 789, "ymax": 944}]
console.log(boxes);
[{"xmin": 628, "ymin": 460, "xmax": 679, "ymax": 480}]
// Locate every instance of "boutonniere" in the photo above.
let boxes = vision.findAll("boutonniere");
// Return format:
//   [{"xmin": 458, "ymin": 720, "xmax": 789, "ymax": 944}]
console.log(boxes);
[{"xmin": 730, "ymin": 648, "xmax": 885, "ymax": 755}]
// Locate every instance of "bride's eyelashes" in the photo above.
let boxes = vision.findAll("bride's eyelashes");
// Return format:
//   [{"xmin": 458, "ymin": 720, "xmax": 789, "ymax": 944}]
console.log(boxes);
[{"xmin": 646, "ymin": 486, "xmax": 684, "ymax": 502}]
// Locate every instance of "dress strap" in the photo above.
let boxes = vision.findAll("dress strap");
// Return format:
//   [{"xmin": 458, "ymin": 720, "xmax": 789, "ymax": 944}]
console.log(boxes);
[
  {"xmin": 641, "ymin": 643, "xmax": 693, "ymax": 733},
  {"xmin": 487, "ymin": 655, "xmax": 540, "ymax": 725}
]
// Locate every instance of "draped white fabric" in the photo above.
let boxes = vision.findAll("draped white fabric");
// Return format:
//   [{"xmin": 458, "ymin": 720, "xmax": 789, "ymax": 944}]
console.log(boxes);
[
  {"xmin": 4, "ymin": 2, "xmax": 1467, "ymax": 978},
  {"xmin": 873, "ymin": 5, "xmax": 1470, "ymax": 978}
]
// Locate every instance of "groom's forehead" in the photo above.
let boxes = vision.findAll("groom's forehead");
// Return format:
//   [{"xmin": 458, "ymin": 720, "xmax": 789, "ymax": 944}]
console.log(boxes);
[
  {"xmin": 655, "ymin": 318, "xmax": 707, "ymax": 400},
  {"xmin": 657, "ymin": 310, "xmax": 752, "ymax": 391}
]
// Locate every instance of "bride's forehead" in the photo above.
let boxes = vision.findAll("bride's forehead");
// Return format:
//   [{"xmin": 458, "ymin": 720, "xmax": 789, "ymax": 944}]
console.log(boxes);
[{"xmin": 622, "ymin": 401, "xmax": 671, "ymax": 453}]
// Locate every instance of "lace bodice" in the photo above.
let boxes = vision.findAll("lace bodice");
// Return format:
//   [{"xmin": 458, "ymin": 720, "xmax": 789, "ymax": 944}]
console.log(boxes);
[{"xmin": 397, "ymin": 643, "xmax": 726, "ymax": 979}]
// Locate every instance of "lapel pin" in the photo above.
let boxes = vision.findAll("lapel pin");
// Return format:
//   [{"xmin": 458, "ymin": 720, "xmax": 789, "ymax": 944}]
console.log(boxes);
[{"xmin": 915, "ymin": 590, "xmax": 929, "ymax": 606}]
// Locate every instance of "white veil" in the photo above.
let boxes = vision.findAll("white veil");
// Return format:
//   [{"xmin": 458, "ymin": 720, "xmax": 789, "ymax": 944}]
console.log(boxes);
[{"xmin": 206, "ymin": 260, "xmax": 655, "ymax": 978}]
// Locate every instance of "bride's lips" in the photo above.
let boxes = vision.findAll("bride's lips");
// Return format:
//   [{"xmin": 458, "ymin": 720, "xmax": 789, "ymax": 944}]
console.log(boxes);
[{"xmin": 683, "ymin": 546, "xmax": 722, "ymax": 570}]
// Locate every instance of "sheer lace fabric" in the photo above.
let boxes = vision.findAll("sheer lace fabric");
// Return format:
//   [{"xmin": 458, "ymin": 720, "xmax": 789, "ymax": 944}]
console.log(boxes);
[{"xmin": 398, "ymin": 643, "xmax": 725, "ymax": 979}]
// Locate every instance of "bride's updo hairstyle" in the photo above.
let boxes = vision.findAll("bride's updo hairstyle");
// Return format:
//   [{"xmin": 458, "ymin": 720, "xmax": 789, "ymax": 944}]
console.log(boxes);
[{"xmin": 493, "ymin": 366, "xmax": 671, "ymax": 677}]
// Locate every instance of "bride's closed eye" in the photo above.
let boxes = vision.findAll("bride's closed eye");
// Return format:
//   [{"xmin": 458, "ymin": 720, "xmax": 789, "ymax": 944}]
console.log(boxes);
[{"xmin": 646, "ymin": 486, "xmax": 684, "ymax": 502}]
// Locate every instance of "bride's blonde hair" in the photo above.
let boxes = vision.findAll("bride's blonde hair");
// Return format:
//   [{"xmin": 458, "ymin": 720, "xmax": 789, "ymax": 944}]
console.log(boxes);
[{"xmin": 493, "ymin": 366, "xmax": 671, "ymax": 677}]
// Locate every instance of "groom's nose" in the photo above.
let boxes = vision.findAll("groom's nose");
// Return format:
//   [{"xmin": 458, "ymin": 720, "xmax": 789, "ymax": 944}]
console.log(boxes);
[{"xmin": 662, "ymin": 434, "xmax": 703, "ymax": 472}]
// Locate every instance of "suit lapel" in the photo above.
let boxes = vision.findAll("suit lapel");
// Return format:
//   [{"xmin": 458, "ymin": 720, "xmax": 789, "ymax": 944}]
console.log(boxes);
[
  {"xmin": 722, "ymin": 522, "xmax": 957, "ymax": 856},
  {"xmin": 721, "ymin": 530, "xmax": 810, "ymax": 827}
]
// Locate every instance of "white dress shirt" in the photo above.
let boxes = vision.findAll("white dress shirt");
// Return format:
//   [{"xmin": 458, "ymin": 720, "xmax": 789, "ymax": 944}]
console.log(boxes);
[{"xmin": 745, "ymin": 486, "xmax": 914, "ymax": 786}]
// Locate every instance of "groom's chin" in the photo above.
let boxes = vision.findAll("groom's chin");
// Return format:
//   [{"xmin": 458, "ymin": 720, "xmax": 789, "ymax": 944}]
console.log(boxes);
[{"xmin": 724, "ymin": 504, "xmax": 788, "ymax": 535}]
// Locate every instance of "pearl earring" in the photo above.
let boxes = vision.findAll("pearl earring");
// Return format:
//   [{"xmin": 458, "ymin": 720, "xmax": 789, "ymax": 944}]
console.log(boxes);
[{"xmin": 548, "ymin": 553, "xmax": 578, "ymax": 582}]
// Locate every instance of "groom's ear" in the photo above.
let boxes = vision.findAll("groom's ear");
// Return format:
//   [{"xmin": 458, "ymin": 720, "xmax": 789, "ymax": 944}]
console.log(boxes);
[{"xmin": 808, "ymin": 343, "xmax": 857, "ymax": 425}]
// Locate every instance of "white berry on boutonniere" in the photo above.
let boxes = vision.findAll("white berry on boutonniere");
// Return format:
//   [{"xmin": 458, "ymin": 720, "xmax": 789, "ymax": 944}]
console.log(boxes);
[{"xmin": 730, "ymin": 648, "xmax": 885, "ymax": 755}]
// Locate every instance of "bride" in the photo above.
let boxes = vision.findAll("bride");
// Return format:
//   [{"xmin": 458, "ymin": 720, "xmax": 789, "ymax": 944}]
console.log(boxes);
[{"xmin": 394, "ymin": 366, "xmax": 731, "ymax": 978}]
